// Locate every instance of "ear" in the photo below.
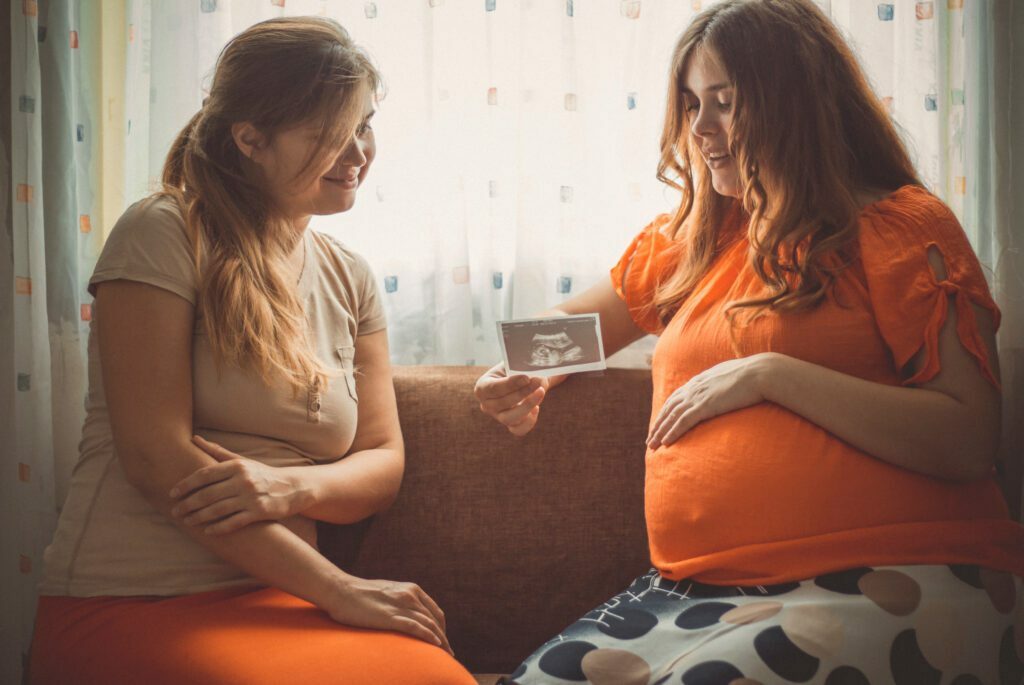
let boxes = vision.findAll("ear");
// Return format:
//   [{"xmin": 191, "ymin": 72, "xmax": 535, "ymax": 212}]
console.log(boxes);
[{"xmin": 231, "ymin": 122, "xmax": 267, "ymax": 161}]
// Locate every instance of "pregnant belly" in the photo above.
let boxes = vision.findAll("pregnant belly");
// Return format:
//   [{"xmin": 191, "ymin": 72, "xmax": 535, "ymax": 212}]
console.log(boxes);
[{"xmin": 643, "ymin": 404, "xmax": 997, "ymax": 564}]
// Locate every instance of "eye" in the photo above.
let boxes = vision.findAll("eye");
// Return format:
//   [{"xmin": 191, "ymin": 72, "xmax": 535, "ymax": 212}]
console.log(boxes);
[
  {"xmin": 717, "ymin": 100, "xmax": 732, "ymax": 112},
  {"xmin": 684, "ymin": 100, "xmax": 699, "ymax": 113}
]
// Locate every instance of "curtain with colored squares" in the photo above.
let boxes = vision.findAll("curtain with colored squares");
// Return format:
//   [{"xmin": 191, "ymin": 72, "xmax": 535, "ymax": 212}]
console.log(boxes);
[{"xmin": 3, "ymin": 1, "xmax": 105, "ymax": 683}]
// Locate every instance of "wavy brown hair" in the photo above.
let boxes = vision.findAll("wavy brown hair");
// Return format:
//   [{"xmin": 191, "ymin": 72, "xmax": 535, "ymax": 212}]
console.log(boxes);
[
  {"xmin": 653, "ymin": 0, "xmax": 919, "ymax": 327},
  {"xmin": 161, "ymin": 17, "xmax": 380, "ymax": 394}
]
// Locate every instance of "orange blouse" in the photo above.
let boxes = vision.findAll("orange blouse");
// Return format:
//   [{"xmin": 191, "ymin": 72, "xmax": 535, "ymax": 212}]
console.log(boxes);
[{"xmin": 611, "ymin": 185, "xmax": 1024, "ymax": 585}]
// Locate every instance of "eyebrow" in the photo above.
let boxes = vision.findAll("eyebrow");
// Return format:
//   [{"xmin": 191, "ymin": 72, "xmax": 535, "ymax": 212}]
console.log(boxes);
[
  {"xmin": 363, "ymin": 110, "xmax": 376, "ymax": 121},
  {"xmin": 681, "ymin": 83, "xmax": 732, "ymax": 95}
]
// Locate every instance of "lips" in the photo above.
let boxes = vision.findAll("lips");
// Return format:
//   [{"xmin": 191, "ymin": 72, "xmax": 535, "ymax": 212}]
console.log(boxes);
[{"xmin": 322, "ymin": 167, "xmax": 360, "ymax": 184}]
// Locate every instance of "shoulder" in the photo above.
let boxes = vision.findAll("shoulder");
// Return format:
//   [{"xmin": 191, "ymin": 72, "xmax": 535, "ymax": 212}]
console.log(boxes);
[
  {"xmin": 311, "ymin": 230, "xmax": 375, "ymax": 281},
  {"xmin": 105, "ymin": 194, "xmax": 191, "ymax": 252},
  {"xmin": 857, "ymin": 185, "xmax": 966, "ymax": 249}
]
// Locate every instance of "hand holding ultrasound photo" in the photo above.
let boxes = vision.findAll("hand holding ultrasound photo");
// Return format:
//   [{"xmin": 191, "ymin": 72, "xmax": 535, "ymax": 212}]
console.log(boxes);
[{"xmin": 496, "ymin": 314, "xmax": 607, "ymax": 378}]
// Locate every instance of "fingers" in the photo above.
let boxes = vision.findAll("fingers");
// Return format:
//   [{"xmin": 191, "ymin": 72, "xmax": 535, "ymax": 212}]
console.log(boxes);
[
  {"xmin": 507, "ymin": 406, "xmax": 540, "ymax": 437},
  {"xmin": 413, "ymin": 586, "xmax": 447, "ymax": 632},
  {"xmin": 407, "ymin": 609, "xmax": 452, "ymax": 654},
  {"xmin": 392, "ymin": 616, "xmax": 447, "ymax": 652},
  {"xmin": 171, "ymin": 479, "xmax": 237, "ymax": 517},
  {"xmin": 202, "ymin": 510, "xmax": 257, "ymax": 535},
  {"xmin": 647, "ymin": 398, "xmax": 691, "ymax": 449},
  {"xmin": 174, "ymin": 494, "xmax": 244, "ymax": 526},
  {"xmin": 494, "ymin": 386, "xmax": 545, "ymax": 427},
  {"xmin": 477, "ymin": 379, "xmax": 542, "ymax": 415},
  {"xmin": 192, "ymin": 435, "xmax": 242, "ymax": 462},
  {"xmin": 659, "ymin": 406, "xmax": 705, "ymax": 446},
  {"xmin": 168, "ymin": 461, "xmax": 235, "ymax": 499}
]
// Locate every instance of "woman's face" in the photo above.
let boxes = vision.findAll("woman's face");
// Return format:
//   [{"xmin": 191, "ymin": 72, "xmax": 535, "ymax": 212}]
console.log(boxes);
[
  {"xmin": 246, "ymin": 92, "xmax": 376, "ymax": 221},
  {"xmin": 681, "ymin": 49, "xmax": 741, "ymax": 199}
]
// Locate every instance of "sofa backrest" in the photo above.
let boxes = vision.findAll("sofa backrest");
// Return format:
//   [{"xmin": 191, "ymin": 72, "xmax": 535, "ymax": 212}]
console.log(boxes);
[{"xmin": 318, "ymin": 365, "xmax": 652, "ymax": 674}]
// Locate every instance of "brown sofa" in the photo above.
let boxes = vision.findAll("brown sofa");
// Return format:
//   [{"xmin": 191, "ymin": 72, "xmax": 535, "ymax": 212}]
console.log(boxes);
[{"xmin": 318, "ymin": 365, "xmax": 653, "ymax": 682}]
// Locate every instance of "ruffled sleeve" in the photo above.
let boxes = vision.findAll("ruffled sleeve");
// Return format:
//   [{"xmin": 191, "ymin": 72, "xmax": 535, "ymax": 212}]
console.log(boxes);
[
  {"xmin": 858, "ymin": 186, "xmax": 1001, "ymax": 388},
  {"xmin": 609, "ymin": 214, "xmax": 681, "ymax": 335}
]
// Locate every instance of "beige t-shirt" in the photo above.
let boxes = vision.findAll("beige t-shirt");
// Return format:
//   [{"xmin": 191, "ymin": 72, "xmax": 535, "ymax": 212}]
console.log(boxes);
[{"xmin": 40, "ymin": 196, "xmax": 386, "ymax": 597}]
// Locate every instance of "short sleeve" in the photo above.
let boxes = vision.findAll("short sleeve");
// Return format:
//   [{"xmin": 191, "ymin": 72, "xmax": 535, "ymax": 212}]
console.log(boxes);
[
  {"xmin": 609, "ymin": 214, "xmax": 681, "ymax": 334},
  {"xmin": 88, "ymin": 196, "xmax": 197, "ymax": 305},
  {"xmin": 858, "ymin": 187, "xmax": 1000, "ymax": 388},
  {"xmin": 351, "ymin": 251, "xmax": 386, "ymax": 336}
]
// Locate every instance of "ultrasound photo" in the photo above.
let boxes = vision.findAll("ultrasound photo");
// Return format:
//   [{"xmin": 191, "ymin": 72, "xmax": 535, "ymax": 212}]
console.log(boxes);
[{"xmin": 497, "ymin": 314, "xmax": 606, "ymax": 377}]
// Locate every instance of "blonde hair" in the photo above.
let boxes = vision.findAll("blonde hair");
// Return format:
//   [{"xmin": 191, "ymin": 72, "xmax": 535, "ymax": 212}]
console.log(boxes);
[
  {"xmin": 161, "ymin": 17, "xmax": 381, "ymax": 394},
  {"xmin": 653, "ymin": 0, "xmax": 919, "ymax": 327}
]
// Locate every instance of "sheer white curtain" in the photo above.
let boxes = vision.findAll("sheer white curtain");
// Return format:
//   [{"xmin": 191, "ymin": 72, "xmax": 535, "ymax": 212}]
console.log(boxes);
[{"xmin": 119, "ymin": 0, "xmax": 1022, "ymax": 507}]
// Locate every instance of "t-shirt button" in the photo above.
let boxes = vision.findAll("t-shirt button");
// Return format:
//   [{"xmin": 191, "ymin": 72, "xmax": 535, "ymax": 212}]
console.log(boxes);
[{"xmin": 310, "ymin": 399, "xmax": 321, "ymax": 412}]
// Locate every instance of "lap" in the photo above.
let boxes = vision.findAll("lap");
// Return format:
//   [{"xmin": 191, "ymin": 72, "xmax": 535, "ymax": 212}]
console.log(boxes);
[
  {"xmin": 30, "ymin": 586, "xmax": 474, "ymax": 685},
  {"xmin": 507, "ymin": 565, "xmax": 1024, "ymax": 685}
]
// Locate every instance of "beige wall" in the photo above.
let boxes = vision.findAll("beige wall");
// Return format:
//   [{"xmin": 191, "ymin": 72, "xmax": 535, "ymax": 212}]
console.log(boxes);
[{"xmin": 100, "ymin": 0, "xmax": 126, "ymax": 240}]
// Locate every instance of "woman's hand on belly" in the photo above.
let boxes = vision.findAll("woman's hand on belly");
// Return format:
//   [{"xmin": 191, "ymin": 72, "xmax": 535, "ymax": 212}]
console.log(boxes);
[
  {"xmin": 168, "ymin": 435, "xmax": 312, "ymax": 534},
  {"xmin": 647, "ymin": 353, "xmax": 774, "ymax": 450}
]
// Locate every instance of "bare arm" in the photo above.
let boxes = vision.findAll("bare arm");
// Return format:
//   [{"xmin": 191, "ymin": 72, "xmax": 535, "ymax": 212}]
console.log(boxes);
[{"xmin": 98, "ymin": 280, "xmax": 448, "ymax": 649}]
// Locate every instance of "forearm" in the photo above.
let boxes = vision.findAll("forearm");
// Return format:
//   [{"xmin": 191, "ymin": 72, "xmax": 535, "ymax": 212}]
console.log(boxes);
[
  {"xmin": 761, "ymin": 353, "xmax": 997, "ymax": 481},
  {"xmin": 285, "ymin": 445, "xmax": 404, "ymax": 524},
  {"xmin": 128, "ymin": 443, "xmax": 351, "ymax": 608}
]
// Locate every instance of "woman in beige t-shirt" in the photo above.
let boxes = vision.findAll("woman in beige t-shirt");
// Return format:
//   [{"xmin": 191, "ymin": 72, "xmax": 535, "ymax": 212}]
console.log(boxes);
[{"xmin": 30, "ymin": 17, "xmax": 474, "ymax": 685}]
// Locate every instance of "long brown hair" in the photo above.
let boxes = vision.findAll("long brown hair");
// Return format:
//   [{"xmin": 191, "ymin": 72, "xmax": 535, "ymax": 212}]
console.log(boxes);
[
  {"xmin": 654, "ymin": 0, "xmax": 919, "ymax": 326},
  {"xmin": 161, "ymin": 17, "xmax": 381, "ymax": 394}
]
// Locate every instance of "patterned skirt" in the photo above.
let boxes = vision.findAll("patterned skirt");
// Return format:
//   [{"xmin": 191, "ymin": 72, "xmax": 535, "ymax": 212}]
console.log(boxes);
[{"xmin": 506, "ymin": 566, "xmax": 1023, "ymax": 685}]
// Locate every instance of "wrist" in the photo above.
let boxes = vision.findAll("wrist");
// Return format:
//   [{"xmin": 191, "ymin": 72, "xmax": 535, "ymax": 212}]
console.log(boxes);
[
  {"xmin": 282, "ymin": 467, "xmax": 317, "ymax": 517},
  {"xmin": 753, "ymin": 352, "xmax": 789, "ymax": 403}
]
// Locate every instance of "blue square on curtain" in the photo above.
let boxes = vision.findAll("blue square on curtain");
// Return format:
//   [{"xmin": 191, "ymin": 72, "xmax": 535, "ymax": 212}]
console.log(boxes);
[
  {"xmin": 201, "ymin": 0, "xmax": 217, "ymax": 12},
  {"xmin": 384, "ymin": 276, "xmax": 398, "ymax": 293},
  {"xmin": 924, "ymin": 93, "xmax": 937, "ymax": 111},
  {"xmin": 17, "ymin": 373, "xmax": 31, "ymax": 392},
  {"xmin": 877, "ymin": 4, "xmax": 894, "ymax": 20},
  {"xmin": 492, "ymin": 272, "xmax": 503, "ymax": 289},
  {"xmin": 627, "ymin": 93, "xmax": 637, "ymax": 110},
  {"xmin": 566, "ymin": 0, "xmax": 574, "ymax": 17},
  {"xmin": 38, "ymin": 26, "xmax": 48, "ymax": 42},
  {"xmin": 557, "ymin": 276, "xmax": 572, "ymax": 294},
  {"xmin": 77, "ymin": 124, "xmax": 85, "ymax": 142},
  {"xmin": 365, "ymin": 3, "xmax": 378, "ymax": 18},
  {"xmin": 486, "ymin": 0, "xmax": 496, "ymax": 10},
  {"xmin": 19, "ymin": 96, "xmax": 35, "ymax": 114}
]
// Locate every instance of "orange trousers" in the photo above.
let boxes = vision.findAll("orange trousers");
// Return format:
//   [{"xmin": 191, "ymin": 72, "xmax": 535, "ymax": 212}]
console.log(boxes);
[{"xmin": 29, "ymin": 586, "xmax": 476, "ymax": 685}]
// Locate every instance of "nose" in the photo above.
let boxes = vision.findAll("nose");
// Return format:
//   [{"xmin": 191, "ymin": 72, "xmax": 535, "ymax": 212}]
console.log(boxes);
[
  {"xmin": 341, "ymin": 135, "xmax": 368, "ymax": 167},
  {"xmin": 689, "ymin": 102, "xmax": 717, "ymax": 139}
]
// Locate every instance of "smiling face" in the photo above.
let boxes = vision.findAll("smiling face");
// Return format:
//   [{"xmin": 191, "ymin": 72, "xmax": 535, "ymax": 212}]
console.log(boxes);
[
  {"xmin": 240, "ymin": 92, "xmax": 377, "ymax": 222},
  {"xmin": 681, "ymin": 48, "xmax": 741, "ymax": 199}
]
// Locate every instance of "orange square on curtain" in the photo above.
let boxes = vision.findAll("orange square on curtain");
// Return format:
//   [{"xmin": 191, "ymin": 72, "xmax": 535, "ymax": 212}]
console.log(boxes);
[
  {"xmin": 452, "ymin": 266, "xmax": 470, "ymax": 284},
  {"xmin": 81, "ymin": 303, "xmax": 93, "ymax": 321},
  {"xmin": 487, "ymin": 87, "xmax": 497, "ymax": 105},
  {"xmin": 15, "ymin": 277, "xmax": 32, "ymax": 295},
  {"xmin": 915, "ymin": 2, "xmax": 934, "ymax": 19},
  {"xmin": 22, "ymin": 0, "xmax": 38, "ymax": 16},
  {"xmin": 955, "ymin": 177, "xmax": 967, "ymax": 194},
  {"xmin": 948, "ymin": 0, "xmax": 963, "ymax": 8},
  {"xmin": 691, "ymin": 0, "xmax": 701, "ymax": 9},
  {"xmin": 16, "ymin": 184, "xmax": 33, "ymax": 203},
  {"xmin": 79, "ymin": 214, "xmax": 91, "ymax": 233},
  {"xmin": 70, "ymin": 30, "xmax": 79, "ymax": 48},
  {"xmin": 129, "ymin": 24, "xmax": 135, "ymax": 42},
  {"xmin": 271, "ymin": 0, "xmax": 285, "ymax": 6},
  {"xmin": 18, "ymin": 463, "xmax": 31, "ymax": 482},
  {"xmin": 19, "ymin": 555, "xmax": 32, "ymax": 574}
]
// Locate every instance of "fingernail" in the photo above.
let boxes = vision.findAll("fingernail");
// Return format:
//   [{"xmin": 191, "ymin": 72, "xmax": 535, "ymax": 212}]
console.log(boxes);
[{"xmin": 169, "ymin": 488, "xmax": 179, "ymax": 498}]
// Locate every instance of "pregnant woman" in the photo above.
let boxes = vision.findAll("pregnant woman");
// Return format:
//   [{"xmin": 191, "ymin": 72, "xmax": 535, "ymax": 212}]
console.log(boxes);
[{"xmin": 476, "ymin": 1, "xmax": 1024, "ymax": 683}]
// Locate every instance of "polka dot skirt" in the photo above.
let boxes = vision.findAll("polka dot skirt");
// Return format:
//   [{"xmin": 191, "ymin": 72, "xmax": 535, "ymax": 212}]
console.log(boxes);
[{"xmin": 504, "ymin": 566, "xmax": 1024, "ymax": 685}]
